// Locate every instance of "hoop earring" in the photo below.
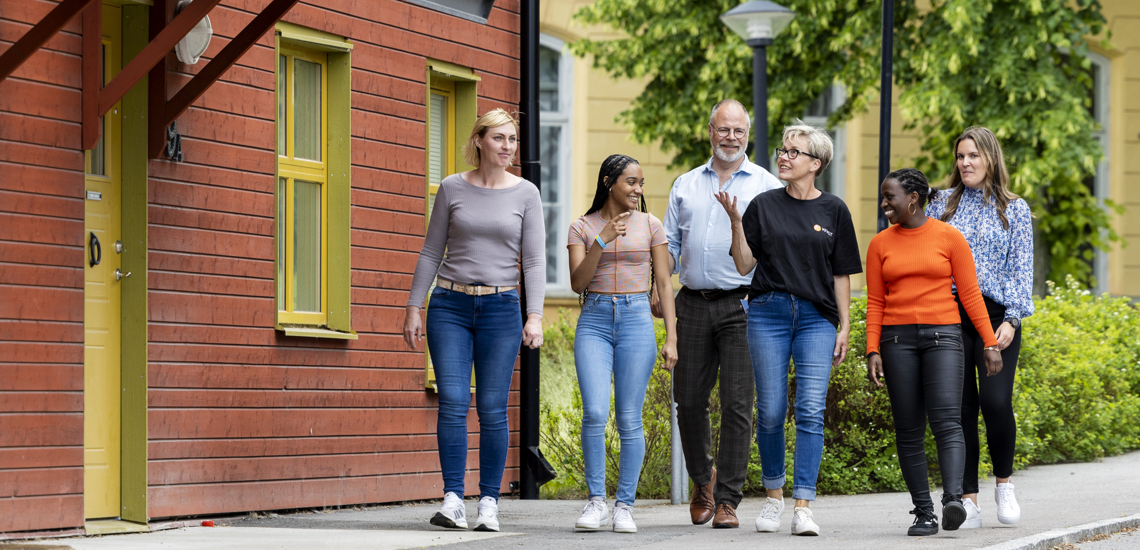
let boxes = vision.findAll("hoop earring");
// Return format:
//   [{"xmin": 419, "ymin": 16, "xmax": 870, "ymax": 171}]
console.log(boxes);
[{"xmin": 909, "ymin": 202, "xmax": 917, "ymax": 215}]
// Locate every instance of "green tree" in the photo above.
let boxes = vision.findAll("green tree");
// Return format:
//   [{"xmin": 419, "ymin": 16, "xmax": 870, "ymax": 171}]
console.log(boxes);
[{"xmin": 571, "ymin": 0, "xmax": 1120, "ymax": 286}]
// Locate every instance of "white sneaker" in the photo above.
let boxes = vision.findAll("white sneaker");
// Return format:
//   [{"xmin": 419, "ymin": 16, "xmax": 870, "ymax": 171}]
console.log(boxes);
[
  {"xmin": 430, "ymin": 492, "xmax": 467, "ymax": 529},
  {"xmin": 612, "ymin": 503, "xmax": 637, "ymax": 533},
  {"xmin": 962, "ymin": 498, "xmax": 982, "ymax": 529},
  {"xmin": 791, "ymin": 507, "xmax": 819, "ymax": 536},
  {"xmin": 474, "ymin": 496, "xmax": 499, "ymax": 532},
  {"xmin": 575, "ymin": 498, "xmax": 609, "ymax": 530},
  {"xmin": 755, "ymin": 497, "xmax": 785, "ymax": 532},
  {"xmin": 995, "ymin": 482, "xmax": 1021, "ymax": 524}
]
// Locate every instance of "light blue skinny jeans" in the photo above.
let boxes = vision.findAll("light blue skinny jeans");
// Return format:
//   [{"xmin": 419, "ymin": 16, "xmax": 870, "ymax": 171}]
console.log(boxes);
[
  {"xmin": 574, "ymin": 293, "xmax": 657, "ymax": 506},
  {"xmin": 747, "ymin": 291, "xmax": 837, "ymax": 501}
]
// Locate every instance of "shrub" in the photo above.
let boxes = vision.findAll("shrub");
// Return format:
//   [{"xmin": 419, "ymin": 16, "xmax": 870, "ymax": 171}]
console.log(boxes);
[{"xmin": 539, "ymin": 277, "xmax": 1140, "ymax": 499}]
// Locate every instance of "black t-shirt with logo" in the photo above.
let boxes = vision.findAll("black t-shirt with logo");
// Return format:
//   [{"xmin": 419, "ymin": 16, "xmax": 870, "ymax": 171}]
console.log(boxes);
[{"xmin": 741, "ymin": 188, "xmax": 863, "ymax": 328}]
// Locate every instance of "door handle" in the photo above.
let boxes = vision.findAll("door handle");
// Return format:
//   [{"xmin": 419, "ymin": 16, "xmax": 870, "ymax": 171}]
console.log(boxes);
[
  {"xmin": 89, "ymin": 232, "xmax": 102, "ymax": 267},
  {"xmin": 115, "ymin": 268, "xmax": 131, "ymax": 281}
]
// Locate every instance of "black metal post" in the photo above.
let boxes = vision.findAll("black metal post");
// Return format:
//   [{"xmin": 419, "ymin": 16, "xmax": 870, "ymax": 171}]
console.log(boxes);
[
  {"xmin": 748, "ymin": 38, "xmax": 773, "ymax": 169},
  {"xmin": 877, "ymin": 0, "xmax": 894, "ymax": 232},
  {"xmin": 517, "ymin": 0, "xmax": 541, "ymax": 500}
]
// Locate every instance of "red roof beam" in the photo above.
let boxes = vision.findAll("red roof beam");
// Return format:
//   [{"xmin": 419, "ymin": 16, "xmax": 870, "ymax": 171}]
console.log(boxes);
[{"xmin": 0, "ymin": 0, "xmax": 101, "ymax": 83}]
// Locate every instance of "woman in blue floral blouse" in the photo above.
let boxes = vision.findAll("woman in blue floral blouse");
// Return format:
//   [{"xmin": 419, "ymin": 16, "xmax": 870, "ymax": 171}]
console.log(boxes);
[{"xmin": 926, "ymin": 126, "xmax": 1033, "ymax": 530}]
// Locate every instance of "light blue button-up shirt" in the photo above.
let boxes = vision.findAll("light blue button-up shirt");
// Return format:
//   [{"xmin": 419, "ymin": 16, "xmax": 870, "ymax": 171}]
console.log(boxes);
[{"xmin": 664, "ymin": 157, "xmax": 783, "ymax": 291}]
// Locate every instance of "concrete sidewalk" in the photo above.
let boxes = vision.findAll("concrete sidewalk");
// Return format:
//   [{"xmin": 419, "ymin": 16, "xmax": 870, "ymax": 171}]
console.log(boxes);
[{"xmin": 12, "ymin": 450, "xmax": 1140, "ymax": 550}]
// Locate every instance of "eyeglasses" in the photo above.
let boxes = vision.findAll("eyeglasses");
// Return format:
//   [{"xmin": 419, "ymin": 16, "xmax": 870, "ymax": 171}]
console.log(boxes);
[
  {"xmin": 775, "ymin": 147, "xmax": 819, "ymax": 160},
  {"xmin": 712, "ymin": 126, "xmax": 748, "ymax": 139}
]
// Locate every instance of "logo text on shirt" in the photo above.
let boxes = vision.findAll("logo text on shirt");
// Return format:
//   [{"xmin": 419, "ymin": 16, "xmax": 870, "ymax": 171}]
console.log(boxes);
[{"xmin": 814, "ymin": 224, "xmax": 834, "ymax": 237}]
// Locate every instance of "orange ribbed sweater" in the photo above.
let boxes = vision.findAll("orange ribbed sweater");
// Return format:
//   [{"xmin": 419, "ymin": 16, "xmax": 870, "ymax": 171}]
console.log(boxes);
[{"xmin": 865, "ymin": 219, "xmax": 998, "ymax": 354}]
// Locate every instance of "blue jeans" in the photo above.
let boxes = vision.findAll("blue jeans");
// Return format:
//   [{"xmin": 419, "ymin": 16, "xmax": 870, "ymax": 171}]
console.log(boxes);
[
  {"xmin": 575, "ymin": 293, "xmax": 657, "ymax": 506},
  {"xmin": 748, "ymin": 291, "xmax": 836, "ymax": 501},
  {"xmin": 426, "ymin": 287, "xmax": 522, "ymax": 500}
]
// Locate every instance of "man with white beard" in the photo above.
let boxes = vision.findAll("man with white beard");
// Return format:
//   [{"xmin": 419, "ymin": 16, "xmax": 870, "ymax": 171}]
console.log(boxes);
[{"xmin": 656, "ymin": 99, "xmax": 782, "ymax": 528}]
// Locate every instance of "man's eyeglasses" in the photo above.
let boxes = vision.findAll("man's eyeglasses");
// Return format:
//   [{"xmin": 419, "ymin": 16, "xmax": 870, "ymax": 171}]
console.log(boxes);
[
  {"xmin": 713, "ymin": 126, "xmax": 748, "ymax": 139},
  {"xmin": 775, "ymin": 147, "xmax": 819, "ymax": 160}
]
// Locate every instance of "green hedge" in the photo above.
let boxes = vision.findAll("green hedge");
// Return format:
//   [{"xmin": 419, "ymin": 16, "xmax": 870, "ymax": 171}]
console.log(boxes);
[{"xmin": 538, "ymin": 277, "xmax": 1140, "ymax": 499}]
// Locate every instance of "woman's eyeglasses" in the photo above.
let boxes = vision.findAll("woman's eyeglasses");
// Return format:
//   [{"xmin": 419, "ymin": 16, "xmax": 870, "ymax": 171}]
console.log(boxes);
[{"xmin": 775, "ymin": 147, "xmax": 819, "ymax": 160}]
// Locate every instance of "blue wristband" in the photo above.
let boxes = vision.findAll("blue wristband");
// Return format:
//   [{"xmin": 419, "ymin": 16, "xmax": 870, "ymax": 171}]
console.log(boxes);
[{"xmin": 595, "ymin": 235, "xmax": 608, "ymax": 249}]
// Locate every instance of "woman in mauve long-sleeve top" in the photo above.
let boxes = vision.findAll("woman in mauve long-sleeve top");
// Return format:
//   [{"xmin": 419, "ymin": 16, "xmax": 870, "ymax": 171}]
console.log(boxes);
[
  {"xmin": 926, "ymin": 126, "xmax": 1033, "ymax": 528},
  {"xmin": 402, "ymin": 109, "xmax": 545, "ymax": 534},
  {"xmin": 866, "ymin": 168, "xmax": 1002, "ymax": 537}
]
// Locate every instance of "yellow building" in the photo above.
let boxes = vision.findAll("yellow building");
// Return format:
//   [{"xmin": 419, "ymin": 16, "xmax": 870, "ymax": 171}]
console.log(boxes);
[{"xmin": 539, "ymin": 0, "xmax": 1139, "ymax": 320}]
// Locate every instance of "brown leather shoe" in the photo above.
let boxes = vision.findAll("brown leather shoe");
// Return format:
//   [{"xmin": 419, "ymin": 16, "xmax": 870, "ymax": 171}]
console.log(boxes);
[
  {"xmin": 713, "ymin": 502, "xmax": 739, "ymax": 528},
  {"xmin": 689, "ymin": 468, "xmax": 716, "ymax": 525}
]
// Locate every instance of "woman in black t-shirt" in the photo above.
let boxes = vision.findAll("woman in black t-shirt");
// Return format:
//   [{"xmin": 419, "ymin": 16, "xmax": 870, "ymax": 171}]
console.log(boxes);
[{"xmin": 717, "ymin": 123, "xmax": 862, "ymax": 536}]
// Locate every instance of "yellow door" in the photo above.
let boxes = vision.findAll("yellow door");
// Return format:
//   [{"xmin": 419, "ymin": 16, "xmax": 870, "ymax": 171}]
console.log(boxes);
[{"xmin": 84, "ymin": 3, "xmax": 123, "ymax": 520}]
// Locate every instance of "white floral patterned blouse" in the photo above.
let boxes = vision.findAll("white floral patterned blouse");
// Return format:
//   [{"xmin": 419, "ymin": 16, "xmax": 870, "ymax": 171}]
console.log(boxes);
[{"xmin": 926, "ymin": 187, "xmax": 1035, "ymax": 321}]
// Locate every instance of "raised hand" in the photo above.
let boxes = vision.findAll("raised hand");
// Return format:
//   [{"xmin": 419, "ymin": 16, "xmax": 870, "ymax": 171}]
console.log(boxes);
[
  {"xmin": 714, "ymin": 191, "xmax": 743, "ymax": 224},
  {"xmin": 598, "ymin": 211, "xmax": 632, "ymax": 244}
]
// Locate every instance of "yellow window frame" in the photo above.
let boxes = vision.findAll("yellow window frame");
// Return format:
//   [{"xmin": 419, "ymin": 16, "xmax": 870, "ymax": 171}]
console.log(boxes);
[
  {"xmin": 423, "ymin": 62, "xmax": 480, "ymax": 392},
  {"xmin": 277, "ymin": 45, "xmax": 329, "ymax": 327},
  {"xmin": 85, "ymin": 25, "xmax": 120, "ymax": 179}
]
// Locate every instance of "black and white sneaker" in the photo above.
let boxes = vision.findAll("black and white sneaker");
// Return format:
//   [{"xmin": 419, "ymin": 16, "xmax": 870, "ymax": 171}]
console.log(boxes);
[
  {"xmin": 430, "ymin": 492, "xmax": 467, "ymax": 529},
  {"xmin": 941, "ymin": 493, "xmax": 966, "ymax": 531},
  {"xmin": 908, "ymin": 508, "xmax": 939, "ymax": 537}
]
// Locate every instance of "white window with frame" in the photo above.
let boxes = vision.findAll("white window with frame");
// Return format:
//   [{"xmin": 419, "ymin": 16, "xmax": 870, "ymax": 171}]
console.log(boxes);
[
  {"xmin": 801, "ymin": 85, "xmax": 846, "ymax": 200},
  {"xmin": 539, "ymin": 34, "xmax": 572, "ymax": 292}
]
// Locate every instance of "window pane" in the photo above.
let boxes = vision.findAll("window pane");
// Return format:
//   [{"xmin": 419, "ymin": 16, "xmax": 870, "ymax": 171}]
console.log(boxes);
[
  {"xmin": 805, "ymin": 91, "xmax": 832, "ymax": 117},
  {"xmin": 90, "ymin": 116, "xmax": 106, "ymax": 176},
  {"xmin": 278, "ymin": 55, "xmax": 286, "ymax": 156},
  {"xmin": 539, "ymin": 125, "xmax": 560, "ymax": 203},
  {"xmin": 428, "ymin": 92, "xmax": 448, "ymax": 185},
  {"xmin": 277, "ymin": 178, "xmax": 287, "ymax": 308},
  {"xmin": 544, "ymin": 205, "xmax": 559, "ymax": 284},
  {"xmin": 294, "ymin": 58, "xmax": 322, "ymax": 161},
  {"xmin": 293, "ymin": 180, "xmax": 322, "ymax": 313},
  {"xmin": 89, "ymin": 44, "xmax": 107, "ymax": 176},
  {"xmin": 815, "ymin": 131, "xmax": 836, "ymax": 194},
  {"xmin": 539, "ymin": 45, "xmax": 559, "ymax": 112}
]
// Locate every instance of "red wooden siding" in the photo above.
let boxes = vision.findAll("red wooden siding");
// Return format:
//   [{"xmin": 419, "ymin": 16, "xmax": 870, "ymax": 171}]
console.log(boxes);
[
  {"xmin": 144, "ymin": 0, "xmax": 523, "ymax": 519},
  {"xmin": 0, "ymin": 0, "xmax": 87, "ymax": 533},
  {"xmin": 0, "ymin": 0, "xmax": 523, "ymax": 532}
]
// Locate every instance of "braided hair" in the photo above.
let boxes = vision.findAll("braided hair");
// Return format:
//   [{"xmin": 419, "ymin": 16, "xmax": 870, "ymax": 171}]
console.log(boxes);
[
  {"xmin": 885, "ymin": 168, "xmax": 932, "ymax": 210},
  {"xmin": 585, "ymin": 154, "xmax": 644, "ymax": 215},
  {"xmin": 580, "ymin": 154, "xmax": 654, "ymax": 305}
]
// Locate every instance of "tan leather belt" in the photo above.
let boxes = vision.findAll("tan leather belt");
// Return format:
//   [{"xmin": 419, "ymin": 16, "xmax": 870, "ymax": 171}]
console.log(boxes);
[{"xmin": 436, "ymin": 278, "xmax": 517, "ymax": 296}]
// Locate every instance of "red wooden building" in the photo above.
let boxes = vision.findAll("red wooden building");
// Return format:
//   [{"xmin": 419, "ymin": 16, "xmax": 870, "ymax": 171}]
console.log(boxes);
[{"xmin": 0, "ymin": 0, "xmax": 523, "ymax": 536}]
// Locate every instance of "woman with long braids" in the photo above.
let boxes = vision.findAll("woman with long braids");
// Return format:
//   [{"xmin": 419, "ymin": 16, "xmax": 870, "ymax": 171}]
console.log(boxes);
[
  {"xmin": 403, "ymin": 109, "xmax": 544, "ymax": 533},
  {"xmin": 927, "ymin": 126, "xmax": 1033, "ymax": 528},
  {"xmin": 568, "ymin": 154, "xmax": 678, "ymax": 534},
  {"xmin": 866, "ymin": 168, "xmax": 1002, "ymax": 537}
]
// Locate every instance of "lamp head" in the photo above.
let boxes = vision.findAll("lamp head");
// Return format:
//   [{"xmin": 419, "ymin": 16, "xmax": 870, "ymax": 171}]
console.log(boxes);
[{"xmin": 720, "ymin": 0, "xmax": 795, "ymax": 43}]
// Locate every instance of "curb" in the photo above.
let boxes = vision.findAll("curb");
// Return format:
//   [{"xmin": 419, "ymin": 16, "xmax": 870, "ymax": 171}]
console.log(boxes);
[{"xmin": 981, "ymin": 513, "xmax": 1140, "ymax": 550}]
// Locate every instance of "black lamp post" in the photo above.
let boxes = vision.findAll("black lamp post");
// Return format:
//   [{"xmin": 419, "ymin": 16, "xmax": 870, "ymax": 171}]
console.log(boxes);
[
  {"xmin": 877, "ymin": 0, "xmax": 895, "ymax": 232},
  {"xmin": 721, "ymin": 1, "xmax": 795, "ymax": 170}
]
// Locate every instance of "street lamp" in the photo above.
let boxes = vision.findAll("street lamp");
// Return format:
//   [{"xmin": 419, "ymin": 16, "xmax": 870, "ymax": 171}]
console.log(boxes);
[{"xmin": 721, "ymin": 1, "xmax": 795, "ymax": 170}]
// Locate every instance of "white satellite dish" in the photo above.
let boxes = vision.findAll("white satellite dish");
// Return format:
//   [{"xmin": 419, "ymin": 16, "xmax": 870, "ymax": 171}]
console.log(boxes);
[{"xmin": 174, "ymin": 0, "xmax": 213, "ymax": 65}]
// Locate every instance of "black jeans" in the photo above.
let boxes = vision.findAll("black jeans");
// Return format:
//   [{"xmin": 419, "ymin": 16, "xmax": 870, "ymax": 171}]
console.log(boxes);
[
  {"xmin": 673, "ymin": 287, "xmax": 754, "ymax": 507},
  {"xmin": 881, "ymin": 324, "xmax": 966, "ymax": 513},
  {"xmin": 957, "ymin": 295, "xmax": 1021, "ymax": 493}
]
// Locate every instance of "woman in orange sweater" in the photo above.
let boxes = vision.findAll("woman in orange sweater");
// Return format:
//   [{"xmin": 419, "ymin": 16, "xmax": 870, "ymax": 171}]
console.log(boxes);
[{"xmin": 865, "ymin": 168, "xmax": 1002, "ymax": 537}]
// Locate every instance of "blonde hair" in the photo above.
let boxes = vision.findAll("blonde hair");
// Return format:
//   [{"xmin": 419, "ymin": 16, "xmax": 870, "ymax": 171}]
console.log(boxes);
[
  {"xmin": 464, "ymin": 108, "xmax": 520, "ymax": 168},
  {"xmin": 940, "ymin": 126, "xmax": 1018, "ymax": 230},
  {"xmin": 781, "ymin": 120, "xmax": 833, "ymax": 173}
]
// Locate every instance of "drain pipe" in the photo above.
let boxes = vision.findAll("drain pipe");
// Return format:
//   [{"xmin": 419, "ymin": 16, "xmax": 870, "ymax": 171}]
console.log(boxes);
[{"xmin": 517, "ymin": 0, "xmax": 542, "ymax": 501}]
